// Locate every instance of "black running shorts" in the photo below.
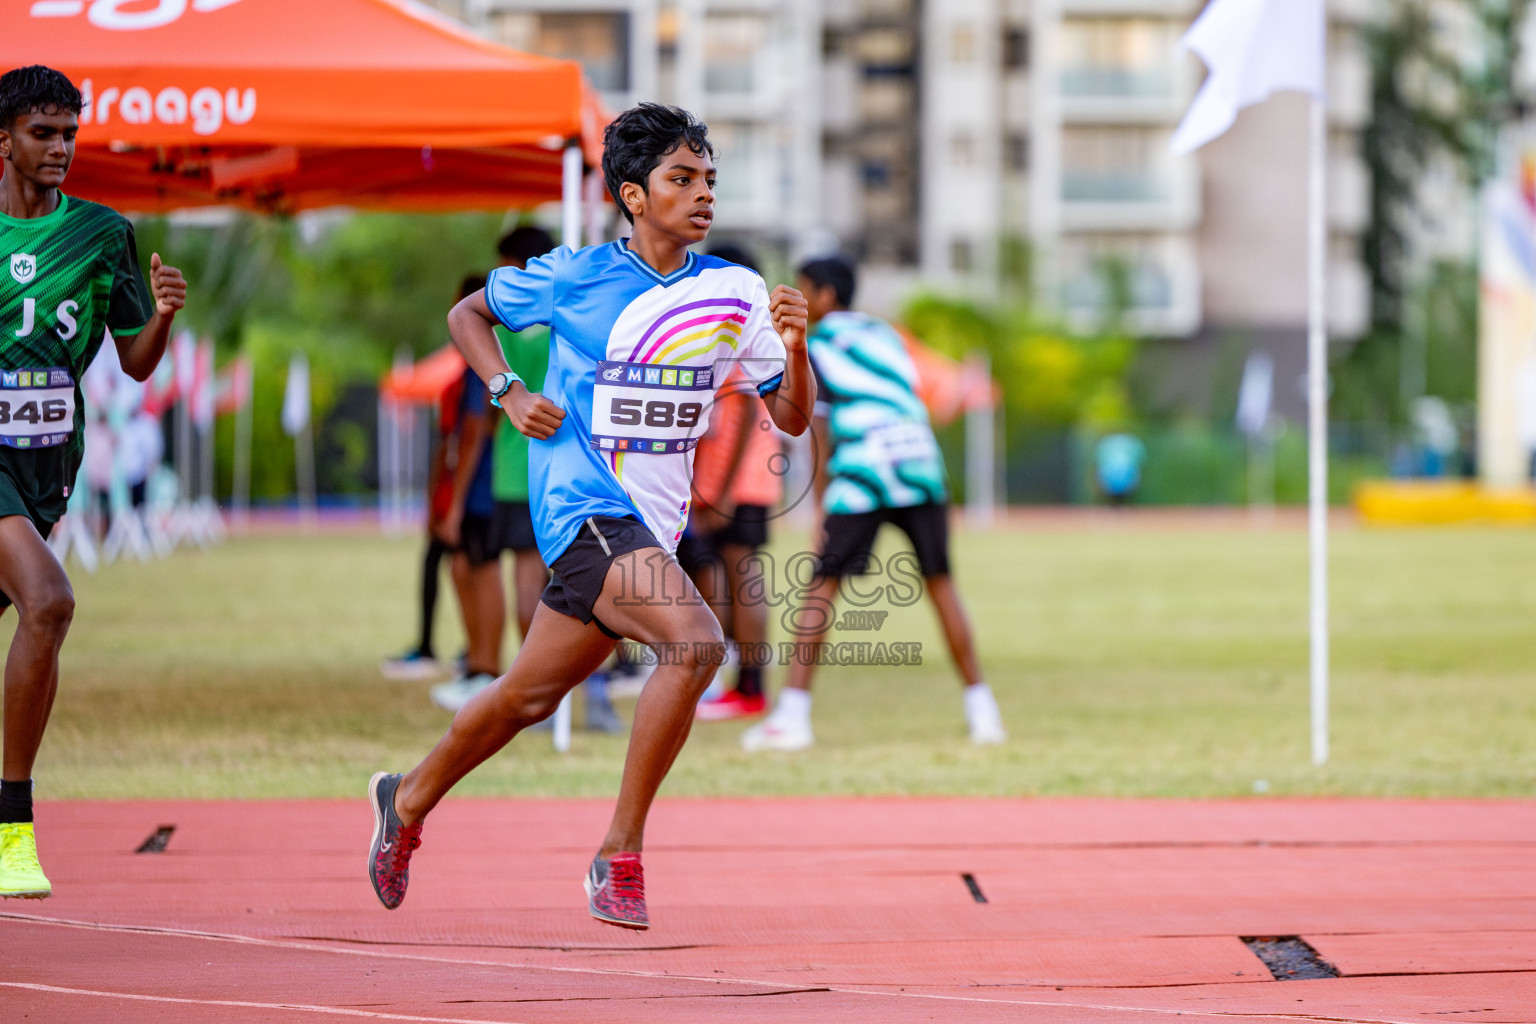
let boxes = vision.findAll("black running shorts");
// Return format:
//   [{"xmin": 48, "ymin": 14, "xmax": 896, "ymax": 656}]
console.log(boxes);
[
  {"xmin": 489, "ymin": 500, "xmax": 538, "ymax": 557},
  {"xmin": 457, "ymin": 512, "xmax": 498, "ymax": 568},
  {"xmin": 815, "ymin": 502, "xmax": 952, "ymax": 580},
  {"xmin": 0, "ymin": 469, "xmax": 56, "ymax": 611},
  {"xmin": 541, "ymin": 515, "xmax": 663, "ymax": 639}
]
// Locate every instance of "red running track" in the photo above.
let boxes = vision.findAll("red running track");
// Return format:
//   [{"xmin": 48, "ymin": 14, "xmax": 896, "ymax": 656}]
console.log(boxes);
[{"xmin": 2, "ymin": 797, "xmax": 1534, "ymax": 1023}]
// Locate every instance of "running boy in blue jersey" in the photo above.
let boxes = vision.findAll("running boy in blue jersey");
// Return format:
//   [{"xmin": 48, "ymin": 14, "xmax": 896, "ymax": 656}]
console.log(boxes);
[{"xmin": 368, "ymin": 104, "xmax": 814, "ymax": 930}]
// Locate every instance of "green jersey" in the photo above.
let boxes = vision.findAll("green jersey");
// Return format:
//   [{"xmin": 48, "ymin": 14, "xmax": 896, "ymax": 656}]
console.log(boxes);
[
  {"xmin": 0, "ymin": 193, "xmax": 154, "ymax": 523},
  {"xmin": 490, "ymin": 323, "xmax": 550, "ymax": 503},
  {"xmin": 809, "ymin": 311, "xmax": 947, "ymax": 515}
]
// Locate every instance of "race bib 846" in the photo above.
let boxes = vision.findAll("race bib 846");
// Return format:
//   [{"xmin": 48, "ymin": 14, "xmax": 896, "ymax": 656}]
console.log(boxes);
[
  {"xmin": 590, "ymin": 360, "xmax": 714, "ymax": 455},
  {"xmin": 0, "ymin": 367, "xmax": 75, "ymax": 449}
]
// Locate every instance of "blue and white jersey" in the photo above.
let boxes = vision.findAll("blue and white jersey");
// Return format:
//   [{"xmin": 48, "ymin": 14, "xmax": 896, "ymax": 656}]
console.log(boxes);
[{"xmin": 486, "ymin": 241, "xmax": 787, "ymax": 564}]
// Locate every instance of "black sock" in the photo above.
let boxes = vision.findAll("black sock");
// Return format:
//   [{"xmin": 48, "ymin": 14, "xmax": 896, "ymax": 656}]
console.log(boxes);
[
  {"xmin": 0, "ymin": 780, "xmax": 33, "ymax": 824},
  {"xmin": 418, "ymin": 539, "xmax": 446, "ymax": 658},
  {"xmin": 736, "ymin": 666, "xmax": 763, "ymax": 700}
]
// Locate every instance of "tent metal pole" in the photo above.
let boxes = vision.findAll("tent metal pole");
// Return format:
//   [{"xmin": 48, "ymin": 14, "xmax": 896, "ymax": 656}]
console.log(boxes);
[
  {"xmin": 554, "ymin": 144, "xmax": 581, "ymax": 754},
  {"xmin": 561, "ymin": 143, "xmax": 583, "ymax": 251},
  {"xmin": 1308, "ymin": 92, "xmax": 1330, "ymax": 767}
]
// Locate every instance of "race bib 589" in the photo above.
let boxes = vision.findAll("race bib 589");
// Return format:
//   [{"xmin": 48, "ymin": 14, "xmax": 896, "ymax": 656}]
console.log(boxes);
[
  {"xmin": 590, "ymin": 360, "xmax": 714, "ymax": 455},
  {"xmin": 0, "ymin": 367, "xmax": 75, "ymax": 449}
]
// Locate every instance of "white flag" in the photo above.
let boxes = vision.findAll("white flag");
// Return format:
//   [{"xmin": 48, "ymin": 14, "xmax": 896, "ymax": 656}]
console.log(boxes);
[
  {"xmin": 281, "ymin": 352, "xmax": 310, "ymax": 437},
  {"xmin": 1171, "ymin": 0, "xmax": 1326, "ymax": 155},
  {"xmin": 1235, "ymin": 352, "xmax": 1274, "ymax": 438}
]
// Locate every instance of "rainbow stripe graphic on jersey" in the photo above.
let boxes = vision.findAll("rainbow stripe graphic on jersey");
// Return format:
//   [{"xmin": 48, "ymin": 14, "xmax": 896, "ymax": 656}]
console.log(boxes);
[
  {"xmin": 482, "ymin": 243, "xmax": 787, "ymax": 564},
  {"xmin": 627, "ymin": 297, "xmax": 750, "ymax": 365}
]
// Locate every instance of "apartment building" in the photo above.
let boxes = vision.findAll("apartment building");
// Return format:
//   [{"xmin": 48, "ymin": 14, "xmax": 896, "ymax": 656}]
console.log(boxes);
[
  {"xmin": 436, "ymin": 0, "xmax": 823, "ymax": 254},
  {"xmin": 430, "ymin": 0, "xmax": 1373, "ymax": 353},
  {"xmin": 912, "ymin": 0, "xmax": 1373, "ymax": 344}
]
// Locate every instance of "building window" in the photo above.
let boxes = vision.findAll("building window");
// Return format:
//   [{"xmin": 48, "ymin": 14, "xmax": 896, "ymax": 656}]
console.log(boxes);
[
  {"xmin": 951, "ymin": 132, "xmax": 976, "ymax": 168},
  {"xmin": 1062, "ymin": 127, "xmax": 1171, "ymax": 202},
  {"xmin": 705, "ymin": 13, "xmax": 768, "ymax": 94},
  {"xmin": 1003, "ymin": 27, "xmax": 1030, "ymax": 71},
  {"xmin": 707, "ymin": 121, "xmax": 760, "ymax": 203},
  {"xmin": 951, "ymin": 239, "xmax": 974, "ymax": 272},
  {"xmin": 861, "ymin": 160, "xmax": 892, "ymax": 188},
  {"xmin": 532, "ymin": 12, "xmax": 631, "ymax": 93},
  {"xmin": 949, "ymin": 25, "xmax": 976, "ymax": 65},
  {"xmin": 1005, "ymin": 133, "xmax": 1029, "ymax": 173},
  {"xmin": 1060, "ymin": 235, "xmax": 1173, "ymax": 312},
  {"xmin": 1059, "ymin": 18, "xmax": 1176, "ymax": 98}
]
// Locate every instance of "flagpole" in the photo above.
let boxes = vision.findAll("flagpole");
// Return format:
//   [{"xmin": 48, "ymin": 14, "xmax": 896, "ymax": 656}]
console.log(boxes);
[{"xmin": 1307, "ymin": 91, "xmax": 1330, "ymax": 767}]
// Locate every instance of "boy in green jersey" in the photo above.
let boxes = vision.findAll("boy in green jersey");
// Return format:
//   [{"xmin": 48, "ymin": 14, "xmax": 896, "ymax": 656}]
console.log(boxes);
[{"xmin": 0, "ymin": 66, "xmax": 187, "ymax": 898}]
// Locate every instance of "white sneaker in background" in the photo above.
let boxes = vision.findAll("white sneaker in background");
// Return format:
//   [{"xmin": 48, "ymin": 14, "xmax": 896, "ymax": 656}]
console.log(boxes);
[
  {"xmin": 379, "ymin": 648, "xmax": 443, "ymax": 681},
  {"xmin": 740, "ymin": 715, "xmax": 814, "ymax": 753},
  {"xmin": 968, "ymin": 714, "xmax": 1008, "ymax": 746},
  {"xmin": 429, "ymin": 672, "xmax": 496, "ymax": 713},
  {"xmin": 964, "ymin": 683, "xmax": 1007, "ymax": 745}
]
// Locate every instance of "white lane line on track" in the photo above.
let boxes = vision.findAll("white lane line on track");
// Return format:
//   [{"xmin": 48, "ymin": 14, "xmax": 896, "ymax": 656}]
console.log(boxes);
[
  {"xmin": 0, "ymin": 982, "xmax": 527, "ymax": 1024},
  {"xmin": 0, "ymin": 911, "xmax": 1432, "ymax": 1024}
]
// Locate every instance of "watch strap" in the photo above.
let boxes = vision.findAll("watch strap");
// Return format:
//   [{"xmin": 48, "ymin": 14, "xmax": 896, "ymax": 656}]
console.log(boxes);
[{"xmin": 489, "ymin": 370, "xmax": 522, "ymax": 409}]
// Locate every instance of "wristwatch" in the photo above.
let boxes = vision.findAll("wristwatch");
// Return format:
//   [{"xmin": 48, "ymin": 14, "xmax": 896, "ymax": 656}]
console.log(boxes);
[{"xmin": 487, "ymin": 370, "xmax": 521, "ymax": 408}]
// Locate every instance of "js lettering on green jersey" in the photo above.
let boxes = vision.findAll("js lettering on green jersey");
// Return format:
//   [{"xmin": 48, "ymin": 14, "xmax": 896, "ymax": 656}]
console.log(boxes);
[{"xmin": 0, "ymin": 193, "xmax": 154, "ymax": 524}]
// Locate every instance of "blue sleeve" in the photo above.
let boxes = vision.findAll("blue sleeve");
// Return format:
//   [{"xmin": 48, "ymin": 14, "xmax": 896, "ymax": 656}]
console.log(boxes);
[{"xmin": 485, "ymin": 249, "xmax": 564, "ymax": 331}]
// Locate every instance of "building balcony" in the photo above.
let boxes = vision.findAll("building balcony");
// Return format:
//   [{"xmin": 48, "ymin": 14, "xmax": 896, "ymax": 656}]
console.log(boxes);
[
  {"xmin": 1059, "ymin": 235, "xmax": 1201, "ymax": 337},
  {"xmin": 1060, "ymin": 169, "xmax": 1199, "ymax": 231},
  {"xmin": 1060, "ymin": 0, "xmax": 1202, "ymax": 16}
]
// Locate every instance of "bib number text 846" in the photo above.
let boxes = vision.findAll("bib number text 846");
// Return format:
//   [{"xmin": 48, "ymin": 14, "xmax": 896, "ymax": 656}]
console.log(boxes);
[
  {"xmin": 609, "ymin": 398, "xmax": 703, "ymax": 429},
  {"xmin": 0, "ymin": 399, "xmax": 68, "ymax": 425}
]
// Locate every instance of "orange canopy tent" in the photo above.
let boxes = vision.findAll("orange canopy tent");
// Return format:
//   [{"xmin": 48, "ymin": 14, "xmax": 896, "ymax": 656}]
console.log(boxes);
[
  {"xmin": 3, "ymin": 0, "xmax": 607, "ymax": 213},
  {"xmin": 379, "ymin": 345, "xmax": 465, "ymax": 405}
]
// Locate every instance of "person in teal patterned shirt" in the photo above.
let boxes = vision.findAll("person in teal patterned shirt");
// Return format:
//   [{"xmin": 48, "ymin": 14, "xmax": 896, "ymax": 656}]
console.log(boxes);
[
  {"xmin": 0, "ymin": 66, "xmax": 187, "ymax": 899},
  {"xmin": 742, "ymin": 256, "xmax": 1004, "ymax": 753}
]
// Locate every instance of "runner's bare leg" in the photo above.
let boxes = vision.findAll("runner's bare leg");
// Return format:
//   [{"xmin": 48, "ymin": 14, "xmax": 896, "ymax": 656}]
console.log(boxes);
[
  {"xmin": 511, "ymin": 550, "xmax": 547, "ymax": 639},
  {"xmin": 925, "ymin": 574, "xmax": 983, "ymax": 687},
  {"xmin": 589, "ymin": 549, "xmax": 724, "ymax": 857},
  {"xmin": 781, "ymin": 574, "xmax": 842, "ymax": 693},
  {"xmin": 0, "ymin": 516, "xmax": 74, "ymax": 781},
  {"xmin": 394, "ymin": 603, "xmax": 615, "ymax": 825}
]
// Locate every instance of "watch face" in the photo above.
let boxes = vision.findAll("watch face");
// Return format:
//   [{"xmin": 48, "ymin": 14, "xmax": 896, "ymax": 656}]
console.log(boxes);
[{"xmin": 489, "ymin": 373, "xmax": 509, "ymax": 395}]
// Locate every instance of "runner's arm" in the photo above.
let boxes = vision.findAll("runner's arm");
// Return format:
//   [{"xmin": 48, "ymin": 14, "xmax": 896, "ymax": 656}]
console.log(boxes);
[
  {"xmin": 115, "ymin": 253, "xmax": 185, "ymax": 381},
  {"xmin": 811, "ymin": 414, "xmax": 831, "ymax": 506},
  {"xmin": 425, "ymin": 432, "xmax": 450, "ymax": 533},
  {"xmin": 762, "ymin": 285, "xmax": 814, "ymax": 436},
  {"xmin": 440, "ymin": 411, "xmax": 489, "ymax": 547},
  {"xmin": 447, "ymin": 290, "xmax": 564, "ymax": 440}
]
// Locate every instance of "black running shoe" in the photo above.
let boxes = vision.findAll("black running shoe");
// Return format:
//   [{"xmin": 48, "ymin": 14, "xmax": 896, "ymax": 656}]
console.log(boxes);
[{"xmin": 367, "ymin": 772, "xmax": 423, "ymax": 910}]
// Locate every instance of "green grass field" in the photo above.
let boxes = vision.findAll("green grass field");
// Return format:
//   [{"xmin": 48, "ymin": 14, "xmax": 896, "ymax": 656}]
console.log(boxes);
[{"xmin": 9, "ymin": 519, "xmax": 1536, "ymax": 800}]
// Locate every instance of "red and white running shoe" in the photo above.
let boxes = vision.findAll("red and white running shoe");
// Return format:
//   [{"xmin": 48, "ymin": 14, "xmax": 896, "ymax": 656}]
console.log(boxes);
[
  {"xmin": 585, "ymin": 851, "xmax": 648, "ymax": 930},
  {"xmin": 694, "ymin": 690, "xmax": 767, "ymax": 722}
]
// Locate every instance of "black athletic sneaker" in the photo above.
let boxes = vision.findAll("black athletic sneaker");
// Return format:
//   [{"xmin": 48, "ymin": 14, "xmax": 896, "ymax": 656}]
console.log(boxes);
[
  {"xmin": 367, "ymin": 772, "xmax": 423, "ymax": 910},
  {"xmin": 585, "ymin": 851, "xmax": 648, "ymax": 930}
]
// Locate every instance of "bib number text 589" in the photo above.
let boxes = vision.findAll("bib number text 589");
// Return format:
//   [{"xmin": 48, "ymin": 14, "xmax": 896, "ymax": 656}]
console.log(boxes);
[{"xmin": 609, "ymin": 398, "xmax": 703, "ymax": 429}]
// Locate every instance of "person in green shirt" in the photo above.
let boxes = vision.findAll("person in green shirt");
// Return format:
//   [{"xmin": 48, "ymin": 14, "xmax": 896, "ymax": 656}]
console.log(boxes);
[
  {"xmin": 489, "ymin": 228, "xmax": 553, "ymax": 639},
  {"xmin": 0, "ymin": 66, "xmax": 187, "ymax": 898}
]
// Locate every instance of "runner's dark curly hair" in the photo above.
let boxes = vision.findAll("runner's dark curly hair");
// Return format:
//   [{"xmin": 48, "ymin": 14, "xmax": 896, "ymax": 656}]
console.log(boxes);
[
  {"xmin": 601, "ymin": 103, "xmax": 714, "ymax": 225},
  {"xmin": 0, "ymin": 66, "xmax": 84, "ymax": 130},
  {"xmin": 798, "ymin": 256, "xmax": 857, "ymax": 310}
]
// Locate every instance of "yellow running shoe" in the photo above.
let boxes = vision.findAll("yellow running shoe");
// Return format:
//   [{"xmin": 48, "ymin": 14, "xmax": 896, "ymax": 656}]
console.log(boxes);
[{"xmin": 0, "ymin": 822, "xmax": 52, "ymax": 899}]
